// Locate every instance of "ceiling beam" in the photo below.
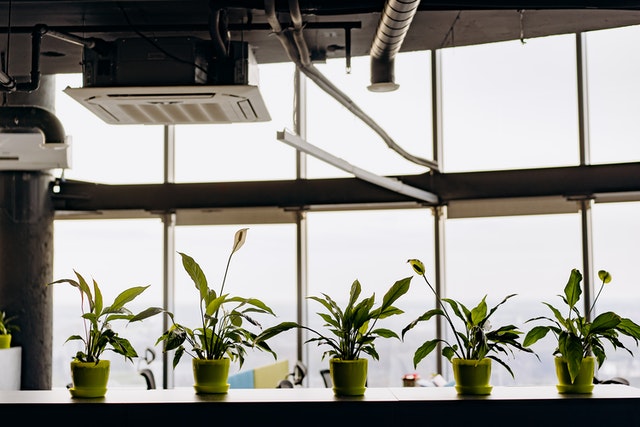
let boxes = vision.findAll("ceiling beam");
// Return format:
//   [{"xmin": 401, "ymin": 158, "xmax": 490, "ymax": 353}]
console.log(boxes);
[{"xmin": 50, "ymin": 162, "xmax": 640, "ymax": 213}]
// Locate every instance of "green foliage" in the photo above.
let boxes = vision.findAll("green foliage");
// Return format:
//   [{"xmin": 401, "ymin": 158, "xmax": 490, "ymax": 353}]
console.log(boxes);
[
  {"xmin": 48, "ymin": 271, "xmax": 162, "ymax": 363},
  {"xmin": 523, "ymin": 268, "xmax": 640, "ymax": 383},
  {"xmin": 256, "ymin": 276, "xmax": 412, "ymax": 361},
  {"xmin": 402, "ymin": 259, "xmax": 535, "ymax": 378},
  {"xmin": 0, "ymin": 310, "xmax": 19, "ymax": 335},
  {"xmin": 156, "ymin": 228, "xmax": 282, "ymax": 370}
]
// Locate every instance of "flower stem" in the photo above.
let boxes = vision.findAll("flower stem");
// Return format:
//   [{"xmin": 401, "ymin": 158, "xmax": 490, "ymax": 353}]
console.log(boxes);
[
  {"xmin": 420, "ymin": 275, "xmax": 465, "ymax": 359},
  {"xmin": 587, "ymin": 278, "xmax": 606, "ymax": 319}
]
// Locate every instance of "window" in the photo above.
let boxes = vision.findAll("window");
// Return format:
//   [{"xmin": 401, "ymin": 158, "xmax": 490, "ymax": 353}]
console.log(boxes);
[
  {"xmin": 444, "ymin": 214, "xmax": 582, "ymax": 386},
  {"xmin": 442, "ymin": 35, "xmax": 579, "ymax": 172},
  {"xmin": 587, "ymin": 26, "xmax": 640, "ymax": 164},
  {"xmin": 52, "ymin": 219, "xmax": 164, "ymax": 388},
  {"xmin": 51, "ymin": 24, "xmax": 640, "ymax": 390},
  {"xmin": 307, "ymin": 209, "xmax": 435, "ymax": 387}
]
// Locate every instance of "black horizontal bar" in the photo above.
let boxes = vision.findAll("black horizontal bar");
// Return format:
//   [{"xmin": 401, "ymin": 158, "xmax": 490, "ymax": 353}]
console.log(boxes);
[{"xmin": 50, "ymin": 162, "xmax": 640, "ymax": 212}]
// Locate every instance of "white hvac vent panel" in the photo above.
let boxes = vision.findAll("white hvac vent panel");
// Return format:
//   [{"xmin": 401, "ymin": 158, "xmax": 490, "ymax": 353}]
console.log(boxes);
[{"xmin": 63, "ymin": 85, "xmax": 271, "ymax": 125}]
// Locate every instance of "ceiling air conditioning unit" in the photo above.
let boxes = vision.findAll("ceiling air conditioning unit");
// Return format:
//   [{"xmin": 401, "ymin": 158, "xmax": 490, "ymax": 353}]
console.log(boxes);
[{"xmin": 64, "ymin": 38, "xmax": 271, "ymax": 125}]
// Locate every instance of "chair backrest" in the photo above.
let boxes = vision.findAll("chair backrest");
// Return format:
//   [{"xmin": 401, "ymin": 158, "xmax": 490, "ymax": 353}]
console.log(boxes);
[
  {"xmin": 320, "ymin": 369, "xmax": 332, "ymax": 388},
  {"xmin": 276, "ymin": 379, "xmax": 294, "ymax": 388},
  {"xmin": 139, "ymin": 368, "xmax": 156, "ymax": 390},
  {"xmin": 292, "ymin": 361, "xmax": 307, "ymax": 386}
]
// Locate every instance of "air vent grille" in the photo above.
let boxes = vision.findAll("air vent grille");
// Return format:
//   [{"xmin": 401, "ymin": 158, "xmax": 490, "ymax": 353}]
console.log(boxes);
[{"xmin": 63, "ymin": 85, "xmax": 270, "ymax": 125}]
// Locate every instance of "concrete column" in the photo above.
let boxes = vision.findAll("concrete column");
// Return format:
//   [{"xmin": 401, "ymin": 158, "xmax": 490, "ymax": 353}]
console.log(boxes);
[{"xmin": 0, "ymin": 74, "xmax": 57, "ymax": 389}]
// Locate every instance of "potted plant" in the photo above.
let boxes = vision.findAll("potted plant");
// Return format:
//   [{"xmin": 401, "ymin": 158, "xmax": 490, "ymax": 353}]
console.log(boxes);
[
  {"xmin": 48, "ymin": 271, "xmax": 162, "ymax": 398},
  {"xmin": 155, "ymin": 228, "xmax": 285, "ymax": 394},
  {"xmin": 402, "ymin": 259, "xmax": 535, "ymax": 395},
  {"xmin": 523, "ymin": 268, "xmax": 640, "ymax": 393},
  {"xmin": 256, "ymin": 275, "xmax": 412, "ymax": 396},
  {"xmin": 0, "ymin": 310, "xmax": 19, "ymax": 349}
]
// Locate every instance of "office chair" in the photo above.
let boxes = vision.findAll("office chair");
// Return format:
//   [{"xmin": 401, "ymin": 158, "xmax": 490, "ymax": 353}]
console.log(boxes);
[
  {"xmin": 138, "ymin": 347, "xmax": 157, "ymax": 389},
  {"xmin": 277, "ymin": 361, "xmax": 307, "ymax": 388},
  {"xmin": 320, "ymin": 369, "xmax": 332, "ymax": 388}
]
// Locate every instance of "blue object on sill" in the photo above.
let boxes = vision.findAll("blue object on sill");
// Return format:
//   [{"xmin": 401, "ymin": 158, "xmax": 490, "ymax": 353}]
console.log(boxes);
[{"xmin": 228, "ymin": 370, "xmax": 255, "ymax": 389}]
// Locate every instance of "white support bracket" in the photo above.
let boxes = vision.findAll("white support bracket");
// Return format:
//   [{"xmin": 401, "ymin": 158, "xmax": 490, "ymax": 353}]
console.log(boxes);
[{"xmin": 277, "ymin": 129, "xmax": 439, "ymax": 204}]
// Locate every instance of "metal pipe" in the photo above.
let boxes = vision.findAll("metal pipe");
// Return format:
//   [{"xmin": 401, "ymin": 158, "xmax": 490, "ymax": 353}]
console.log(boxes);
[
  {"xmin": 265, "ymin": 0, "xmax": 437, "ymax": 170},
  {"xmin": 368, "ymin": 0, "xmax": 420, "ymax": 92},
  {"xmin": 0, "ymin": 106, "xmax": 66, "ymax": 144}
]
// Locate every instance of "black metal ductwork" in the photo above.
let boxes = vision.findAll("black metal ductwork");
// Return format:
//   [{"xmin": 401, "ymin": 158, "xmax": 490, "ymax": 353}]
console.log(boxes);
[
  {"xmin": 368, "ymin": 0, "xmax": 420, "ymax": 92},
  {"xmin": 0, "ymin": 106, "xmax": 66, "ymax": 144},
  {"xmin": 0, "ymin": 24, "xmax": 47, "ymax": 93}
]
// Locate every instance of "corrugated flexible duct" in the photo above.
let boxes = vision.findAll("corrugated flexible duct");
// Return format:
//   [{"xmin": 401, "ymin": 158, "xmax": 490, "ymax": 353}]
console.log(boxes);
[{"xmin": 368, "ymin": 0, "xmax": 420, "ymax": 92}]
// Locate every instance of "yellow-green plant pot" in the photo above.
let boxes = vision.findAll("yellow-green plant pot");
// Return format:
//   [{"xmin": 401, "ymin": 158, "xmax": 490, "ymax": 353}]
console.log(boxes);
[
  {"xmin": 555, "ymin": 356, "xmax": 595, "ymax": 394},
  {"xmin": 69, "ymin": 359, "xmax": 110, "ymax": 398},
  {"xmin": 0, "ymin": 334, "xmax": 11, "ymax": 349},
  {"xmin": 192, "ymin": 358, "xmax": 231, "ymax": 394},
  {"xmin": 330, "ymin": 358, "xmax": 367, "ymax": 397},
  {"xmin": 452, "ymin": 358, "xmax": 493, "ymax": 395}
]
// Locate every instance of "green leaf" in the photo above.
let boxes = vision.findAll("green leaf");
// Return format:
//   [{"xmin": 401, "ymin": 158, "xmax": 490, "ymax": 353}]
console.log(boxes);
[
  {"xmin": 347, "ymin": 280, "xmax": 362, "ymax": 312},
  {"xmin": 375, "ymin": 306, "xmax": 404, "ymax": 319},
  {"xmin": 413, "ymin": 339, "xmax": 440, "ymax": 367},
  {"xmin": 543, "ymin": 302, "xmax": 570, "ymax": 330},
  {"xmin": 559, "ymin": 332, "xmax": 584, "ymax": 383},
  {"xmin": 130, "ymin": 307, "xmax": 165, "ymax": 323},
  {"xmin": 443, "ymin": 298, "xmax": 465, "ymax": 323},
  {"xmin": 370, "ymin": 328, "xmax": 399, "ymax": 339},
  {"xmin": 92, "ymin": 278, "xmax": 103, "ymax": 317},
  {"xmin": 470, "ymin": 296, "xmax": 488, "ymax": 326},
  {"xmin": 563, "ymin": 268, "xmax": 583, "ymax": 309},
  {"xmin": 402, "ymin": 309, "xmax": 443, "ymax": 339},
  {"xmin": 205, "ymin": 294, "xmax": 227, "ymax": 317},
  {"xmin": 380, "ymin": 277, "xmax": 412, "ymax": 311},
  {"xmin": 178, "ymin": 252, "xmax": 209, "ymax": 302},
  {"xmin": 617, "ymin": 318, "xmax": 640, "ymax": 341},
  {"xmin": 524, "ymin": 325, "xmax": 551, "ymax": 347},
  {"xmin": 243, "ymin": 298, "xmax": 275, "ymax": 315},
  {"xmin": 111, "ymin": 285, "xmax": 150, "ymax": 312},
  {"xmin": 589, "ymin": 312, "xmax": 621, "ymax": 334},
  {"xmin": 254, "ymin": 322, "xmax": 299, "ymax": 343}
]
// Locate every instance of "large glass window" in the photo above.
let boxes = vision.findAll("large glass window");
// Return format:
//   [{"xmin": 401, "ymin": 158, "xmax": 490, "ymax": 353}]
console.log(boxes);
[
  {"xmin": 442, "ymin": 35, "xmax": 579, "ymax": 172},
  {"xmin": 49, "ymin": 24, "xmax": 640, "ymax": 391},
  {"xmin": 55, "ymin": 74, "xmax": 164, "ymax": 184},
  {"xmin": 307, "ymin": 52, "xmax": 432, "ymax": 178},
  {"xmin": 592, "ymin": 201, "xmax": 640, "ymax": 386},
  {"xmin": 171, "ymin": 224, "xmax": 298, "ymax": 386},
  {"xmin": 586, "ymin": 25, "xmax": 640, "ymax": 164},
  {"xmin": 175, "ymin": 62, "xmax": 296, "ymax": 182},
  {"xmin": 444, "ymin": 213, "xmax": 582, "ymax": 386},
  {"xmin": 306, "ymin": 208, "xmax": 435, "ymax": 387},
  {"xmin": 52, "ymin": 219, "xmax": 164, "ymax": 388}
]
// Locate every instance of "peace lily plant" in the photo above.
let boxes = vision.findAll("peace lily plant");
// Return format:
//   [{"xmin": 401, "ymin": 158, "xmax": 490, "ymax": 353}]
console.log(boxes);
[
  {"xmin": 0, "ymin": 310, "xmax": 19, "ymax": 337},
  {"xmin": 48, "ymin": 271, "xmax": 162, "ymax": 363},
  {"xmin": 0, "ymin": 310, "xmax": 19, "ymax": 348},
  {"xmin": 256, "ymin": 276, "xmax": 412, "ymax": 361},
  {"xmin": 524, "ymin": 268, "xmax": 640, "ymax": 384},
  {"xmin": 156, "ymin": 228, "xmax": 282, "ymax": 369},
  {"xmin": 402, "ymin": 259, "xmax": 535, "ymax": 378}
]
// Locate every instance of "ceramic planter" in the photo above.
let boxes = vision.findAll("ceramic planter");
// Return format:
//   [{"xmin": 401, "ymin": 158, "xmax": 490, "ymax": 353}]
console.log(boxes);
[
  {"xmin": 555, "ymin": 356, "xmax": 595, "ymax": 394},
  {"xmin": 329, "ymin": 358, "xmax": 367, "ymax": 397},
  {"xmin": 452, "ymin": 358, "xmax": 493, "ymax": 395},
  {"xmin": 69, "ymin": 359, "xmax": 110, "ymax": 398},
  {"xmin": 0, "ymin": 334, "xmax": 11, "ymax": 349},
  {"xmin": 192, "ymin": 358, "xmax": 231, "ymax": 394}
]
